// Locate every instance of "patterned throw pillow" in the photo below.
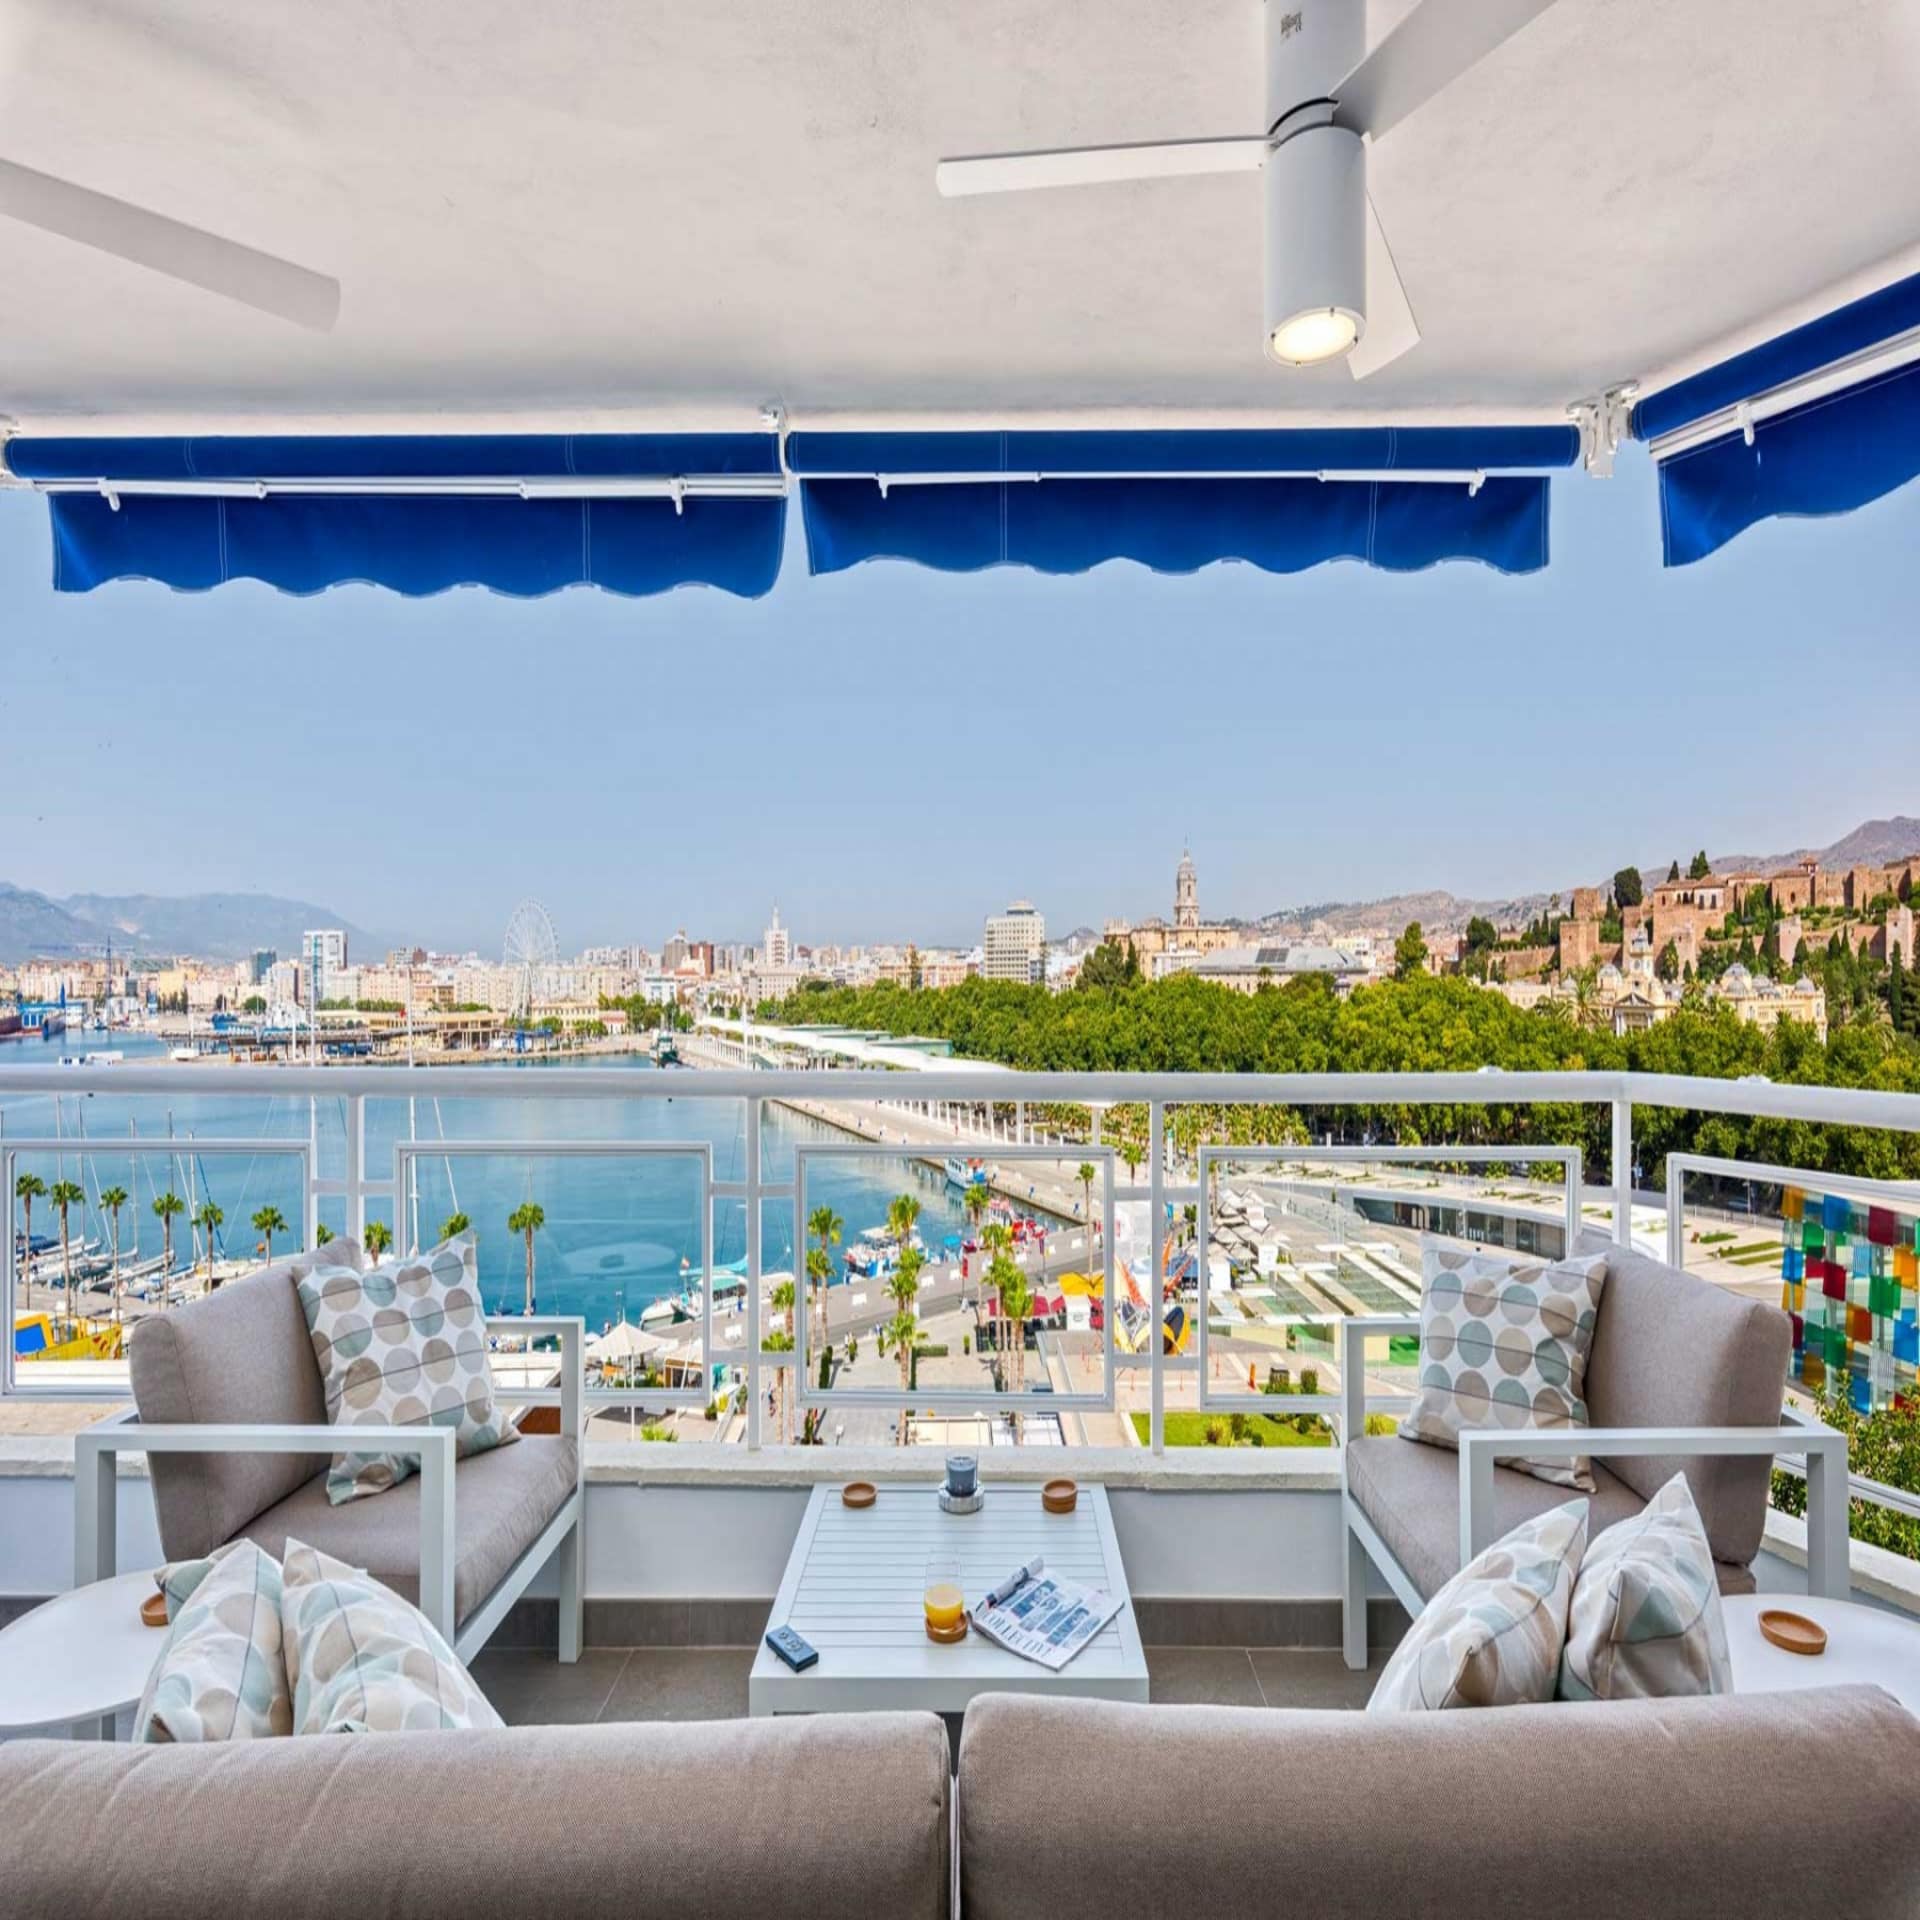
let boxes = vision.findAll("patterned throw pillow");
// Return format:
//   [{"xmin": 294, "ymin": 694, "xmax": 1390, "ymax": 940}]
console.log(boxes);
[
  {"xmin": 295, "ymin": 1231, "xmax": 518, "ymax": 1505},
  {"xmin": 1559, "ymin": 1472, "xmax": 1732, "ymax": 1701},
  {"xmin": 1367, "ymin": 1500, "xmax": 1589, "ymax": 1712},
  {"xmin": 1399, "ymin": 1242, "xmax": 1610, "ymax": 1489},
  {"xmin": 280, "ymin": 1538, "xmax": 503, "ymax": 1734},
  {"xmin": 133, "ymin": 1540, "xmax": 293, "ymax": 1742}
]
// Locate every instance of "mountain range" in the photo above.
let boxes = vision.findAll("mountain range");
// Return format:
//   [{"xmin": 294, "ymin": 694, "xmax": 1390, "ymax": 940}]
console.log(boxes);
[
  {"xmin": 0, "ymin": 884, "xmax": 382, "ymax": 966},
  {"xmin": 5, "ymin": 813, "xmax": 1916, "ymax": 967},
  {"xmin": 1256, "ymin": 815, "xmax": 1920, "ymax": 941}
]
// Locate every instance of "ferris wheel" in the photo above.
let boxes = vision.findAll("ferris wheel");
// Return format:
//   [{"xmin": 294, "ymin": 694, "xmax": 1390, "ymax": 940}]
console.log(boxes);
[{"xmin": 503, "ymin": 898, "xmax": 559, "ymax": 1014}]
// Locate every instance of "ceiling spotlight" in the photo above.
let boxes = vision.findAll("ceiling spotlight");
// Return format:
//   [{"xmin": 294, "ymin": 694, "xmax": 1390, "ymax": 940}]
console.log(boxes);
[{"xmin": 1263, "ymin": 114, "xmax": 1365, "ymax": 367}]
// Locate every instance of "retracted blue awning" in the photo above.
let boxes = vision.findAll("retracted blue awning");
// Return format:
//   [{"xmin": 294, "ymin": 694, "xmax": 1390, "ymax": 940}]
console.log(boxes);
[
  {"xmin": 2, "ymin": 434, "xmax": 787, "ymax": 598},
  {"xmin": 1633, "ymin": 269, "xmax": 1920, "ymax": 567},
  {"xmin": 788, "ymin": 427, "xmax": 1576, "ymax": 579}
]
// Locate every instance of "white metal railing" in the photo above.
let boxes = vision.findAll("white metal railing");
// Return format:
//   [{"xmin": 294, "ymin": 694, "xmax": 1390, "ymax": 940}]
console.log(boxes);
[
  {"xmin": 4, "ymin": 1062, "xmax": 1920, "ymax": 1469},
  {"xmin": 4, "ymin": 1134, "xmax": 312, "ymax": 1390},
  {"xmin": 1194, "ymin": 1145, "xmax": 1584, "ymax": 1414}
]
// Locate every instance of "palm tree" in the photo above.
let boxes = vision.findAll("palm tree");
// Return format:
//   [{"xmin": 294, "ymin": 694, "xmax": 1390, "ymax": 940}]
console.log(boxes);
[
  {"xmin": 48, "ymin": 1179, "xmax": 85, "ymax": 1330},
  {"xmin": 769, "ymin": 1276, "xmax": 797, "ymax": 1443},
  {"xmin": 13, "ymin": 1172, "xmax": 47, "ymax": 1311},
  {"xmin": 314, "ymin": 1222, "xmax": 336, "ymax": 1248},
  {"xmin": 251, "ymin": 1206, "xmax": 288, "ymax": 1263},
  {"xmin": 151, "ymin": 1190, "xmax": 185, "ymax": 1303},
  {"xmin": 193, "ymin": 1201, "xmax": 224, "ymax": 1286},
  {"xmin": 996, "ymin": 1262, "xmax": 1034, "ymax": 1435},
  {"xmin": 507, "ymin": 1202, "xmax": 545, "ymax": 1313},
  {"xmin": 980, "ymin": 1220, "xmax": 1012, "ymax": 1333},
  {"xmin": 439, "ymin": 1210, "xmax": 471, "ymax": 1242},
  {"xmin": 99, "ymin": 1185, "xmax": 129, "ymax": 1325},
  {"xmin": 885, "ymin": 1244, "xmax": 925, "ymax": 1444},
  {"xmin": 364, "ymin": 1219, "xmax": 394, "ymax": 1259},
  {"xmin": 1076, "ymin": 1159, "xmax": 1098, "ymax": 1244},
  {"xmin": 962, "ymin": 1182, "xmax": 991, "ymax": 1309},
  {"xmin": 806, "ymin": 1204, "xmax": 842, "ymax": 1361},
  {"xmin": 886, "ymin": 1191, "xmax": 921, "ymax": 1264}
]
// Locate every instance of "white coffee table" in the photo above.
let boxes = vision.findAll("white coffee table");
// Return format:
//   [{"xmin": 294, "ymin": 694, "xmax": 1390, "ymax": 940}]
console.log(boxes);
[
  {"xmin": 750, "ymin": 1483, "xmax": 1148, "ymax": 1716},
  {"xmin": 1723, "ymin": 1593, "xmax": 1920, "ymax": 1715},
  {"xmin": 0, "ymin": 1570, "xmax": 165, "ymax": 1738}
]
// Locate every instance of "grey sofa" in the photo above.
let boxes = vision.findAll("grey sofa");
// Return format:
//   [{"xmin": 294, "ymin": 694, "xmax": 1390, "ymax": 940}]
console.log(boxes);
[
  {"xmin": 957, "ymin": 1688, "xmax": 1920, "ymax": 1920},
  {"xmin": 0, "ymin": 1711, "xmax": 952, "ymax": 1920},
  {"xmin": 5, "ymin": 1688, "xmax": 1917, "ymax": 1919},
  {"xmin": 77, "ymin": 1248, "xmax": 585, "ymax": 1662},
  {"xmin": 1340, "ymin": 1241, "xmax": 1850, "ymax": 1664}
]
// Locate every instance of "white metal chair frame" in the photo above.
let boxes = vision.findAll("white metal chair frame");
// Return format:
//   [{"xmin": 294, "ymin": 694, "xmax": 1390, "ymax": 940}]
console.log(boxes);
[
  {"xmin": 74, "ymin": 1315, "xmax": 587, "ymax": 1665},
  {"xmin": 1339, "ymin": 1314, "xmax": 1851, "ymax": 1669}
]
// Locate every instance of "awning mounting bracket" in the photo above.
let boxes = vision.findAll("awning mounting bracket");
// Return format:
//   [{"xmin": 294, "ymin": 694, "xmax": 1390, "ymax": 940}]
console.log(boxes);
[{"xmin": 1569, "ymin": 384, "xmax": 1638, "ymax": 478}]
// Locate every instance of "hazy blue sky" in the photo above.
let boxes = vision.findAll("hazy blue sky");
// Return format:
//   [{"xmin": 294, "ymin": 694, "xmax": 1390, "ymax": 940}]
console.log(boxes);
[{"xmin": 2, "ymin": 454, "xmax": 1916, "ymax": 954}]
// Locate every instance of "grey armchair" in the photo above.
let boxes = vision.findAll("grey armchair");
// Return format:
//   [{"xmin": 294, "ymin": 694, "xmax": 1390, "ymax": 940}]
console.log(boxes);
[
  {"xmin": 1339, "ymin": 1240, "xmax": 1849, "ymax": 1667},
  {"xmin": 75, "ymin": 1248, "xmax": 585, "ymax": 1662}
]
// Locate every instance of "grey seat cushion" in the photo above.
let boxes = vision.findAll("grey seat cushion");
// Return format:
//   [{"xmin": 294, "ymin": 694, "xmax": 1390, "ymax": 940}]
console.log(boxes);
[
  {"xmin": 1585, "ymin": 1245, "xmax": 1791, "ymax": 1566},
  {"xmin": 127, "ymin": 1246, "xmax": 361, "ymax": 1560},
  {"xmin": 239, "ymin": 1433, "xmax": 579, "ymax": 1629},
  {"xmin": 957, "ymin": 1688, "xmax": 1920, "ymax": 1920},
  {"xmin": 1346, "ymin": 1432, "xmax": 1755, "ymax": 1600},
  {"xmin": 0, "ymin": 1710, "xmax": 951, "ymax": 1920}
]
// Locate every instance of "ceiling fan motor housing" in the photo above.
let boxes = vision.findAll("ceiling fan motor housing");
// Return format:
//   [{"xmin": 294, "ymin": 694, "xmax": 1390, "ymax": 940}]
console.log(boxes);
[
  {"xmin": 1263, "ymin": 112, "xmax": 1366, "ymax": 363},
  {"xmin": 1262, "ymin": 1, "xmax": 1369, "ymax": 363}
]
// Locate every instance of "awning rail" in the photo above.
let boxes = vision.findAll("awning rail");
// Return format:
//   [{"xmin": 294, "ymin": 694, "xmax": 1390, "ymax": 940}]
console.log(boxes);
[{"xmin": 1644, "ymin": 320, "xmax": 1920, "ymax": 463}]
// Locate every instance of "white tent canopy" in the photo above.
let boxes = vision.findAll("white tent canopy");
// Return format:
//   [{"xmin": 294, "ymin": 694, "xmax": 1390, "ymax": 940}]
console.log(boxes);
[
  {"xmin": 2, "ymin": 0, "xmax": 1918, "ymax": 437},
  {"xmin": 588, "ymin": 1320, "xmax": 669, "ymax": 1366}
]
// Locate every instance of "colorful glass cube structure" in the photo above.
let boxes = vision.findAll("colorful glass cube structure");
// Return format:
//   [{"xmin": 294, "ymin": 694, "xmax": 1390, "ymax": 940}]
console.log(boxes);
[{"xmin": 1783, "ymin": 1188, "xmax": 1920, "ymax": 1414}]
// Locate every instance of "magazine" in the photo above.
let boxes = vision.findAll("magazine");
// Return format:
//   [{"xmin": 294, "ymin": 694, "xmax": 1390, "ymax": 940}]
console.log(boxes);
[{"xmin": 968, "ymin": 1557, "xmax": 1122, "ymax": 1672}]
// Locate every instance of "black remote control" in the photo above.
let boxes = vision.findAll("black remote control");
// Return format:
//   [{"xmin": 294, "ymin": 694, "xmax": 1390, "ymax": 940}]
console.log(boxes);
[{"xmin": 765, "ymin": 1624, "xmax": 818, "ymax": 1672}]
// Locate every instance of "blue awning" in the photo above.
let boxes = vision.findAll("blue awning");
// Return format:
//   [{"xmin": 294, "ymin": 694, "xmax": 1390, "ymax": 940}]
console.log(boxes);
[
  {"xmin": 789, "ymin": 427, "xmax": 1576, "ymax": 579},
  {"xmin": 1632, "ymin": 270, "xmax": 1920, "ymax": 567},
  {"xmin": 2, "ymin": 434, "xmax": 787, "ymax": 598}
]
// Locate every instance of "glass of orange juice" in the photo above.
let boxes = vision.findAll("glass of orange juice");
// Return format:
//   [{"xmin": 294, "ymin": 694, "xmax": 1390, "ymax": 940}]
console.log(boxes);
[{"xmin": 924, "ymin": 1557, "xmax": 966, "ymax": 1637}]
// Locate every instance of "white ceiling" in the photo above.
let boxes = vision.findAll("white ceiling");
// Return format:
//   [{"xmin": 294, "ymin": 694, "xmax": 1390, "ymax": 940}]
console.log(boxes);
[{"xmin": 2, "ymin": 0, "xmax": 1918, "ymax": 434}]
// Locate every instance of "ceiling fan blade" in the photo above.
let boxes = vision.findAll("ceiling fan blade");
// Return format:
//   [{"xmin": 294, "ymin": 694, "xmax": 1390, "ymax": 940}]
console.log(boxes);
[
  {"xmin": 937, "ymin": 136, "xmax": 1267, "ymax": 199},
  {"xmin": 1348, "ymin": 196, "xmax": 1420, "ymax": 380},
  {"xmin": 0, "ymin": 157, "xmax": 339, "ymax": 331},
  {"xmin": 1331, "ymin": 0, "xmax": 1562, "ymax": 143}
]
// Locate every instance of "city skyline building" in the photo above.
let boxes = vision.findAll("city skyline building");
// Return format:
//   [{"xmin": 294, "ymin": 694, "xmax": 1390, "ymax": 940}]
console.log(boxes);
[{"xmin": 982, "ymin": 900, "xmax": 1046, "ymax": 984}]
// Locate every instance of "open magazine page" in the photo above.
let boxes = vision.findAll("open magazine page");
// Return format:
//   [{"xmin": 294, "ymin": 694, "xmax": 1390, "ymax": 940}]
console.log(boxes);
[{"xmin": 970, "ymin": 1568, "xmax": 1123, "ymax": 1672}]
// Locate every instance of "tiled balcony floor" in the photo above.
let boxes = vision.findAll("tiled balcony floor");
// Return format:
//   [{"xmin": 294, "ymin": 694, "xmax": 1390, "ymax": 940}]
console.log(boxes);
[{"xmin": 467, "ymin": 1645, "xmax": 1389, "ymax": 1725}]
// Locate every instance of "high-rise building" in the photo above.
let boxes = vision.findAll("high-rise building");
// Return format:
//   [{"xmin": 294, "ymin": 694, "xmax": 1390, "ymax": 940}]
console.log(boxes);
[
  {"xmin": 302, "ymin": 929, "xmax": 347, "ymax": 1004},
  {"xmin": 248, "ymin": 947, "xmax": 277, "ymax": 985},
  {"xmin": 982, "ymin": 900, "xmax": 1046, "ymax": 983},
  {"xmin": 764, "ymin": 906, "xmax": 791, "ymax": 969},
  {"xmin": 661, "ymin": 929, "xmax": 690, "ymax": 972}
]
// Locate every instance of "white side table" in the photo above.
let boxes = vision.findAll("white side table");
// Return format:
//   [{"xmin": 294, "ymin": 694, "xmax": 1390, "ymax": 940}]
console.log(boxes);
[
  {"xmin": 750, "ymin": 1483, "xmax": 1148, "ymax": 1717},
  {"xmin": 1723, "ymin": 1593, "xmax": 1920, "ymax": 1716},
  {"xmin": 0, "ymin": 1571, "xmax": 165, "ymax": 1738}
]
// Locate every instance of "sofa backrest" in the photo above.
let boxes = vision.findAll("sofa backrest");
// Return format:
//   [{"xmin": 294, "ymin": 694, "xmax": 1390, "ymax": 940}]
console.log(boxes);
[
  {"xmin": 127, "ymin": 1244, "xmax": 359, "ymax": 1560},
  {"xmin": 0, "ymin": 1711, "xmax": 951, "ymax": 1920},
  {"xmin": 958, "ymin": 1688, "xmax": 1919, "ymax": 1920},
  {"xmin": 1584, "ymin": 1244, "xmax": 1791, "ymax": 1566}
]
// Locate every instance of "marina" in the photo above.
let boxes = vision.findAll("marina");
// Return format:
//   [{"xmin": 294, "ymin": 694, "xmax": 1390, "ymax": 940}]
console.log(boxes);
[{"xmin": 3, "ymin": 1034, "xmax": 1080, "ymax": 1374}]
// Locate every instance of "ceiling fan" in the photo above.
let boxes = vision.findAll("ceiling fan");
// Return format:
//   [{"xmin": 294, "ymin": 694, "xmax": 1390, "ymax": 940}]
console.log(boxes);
[
  {"xmin": 0, "ymin": 154, "xmax": 339, "ymax": 330},
  {"xmin": 936, "ymin": 0, "xmax": 1561, "ymax": 377}
]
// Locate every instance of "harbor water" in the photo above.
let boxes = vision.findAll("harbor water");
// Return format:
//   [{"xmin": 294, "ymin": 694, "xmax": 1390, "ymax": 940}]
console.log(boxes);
[{"xmin": 1, "ymin": 1037, "xmax": 994, "ymax": 1330}]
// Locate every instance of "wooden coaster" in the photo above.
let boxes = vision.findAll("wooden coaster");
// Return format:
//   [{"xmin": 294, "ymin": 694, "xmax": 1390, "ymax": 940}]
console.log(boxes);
[
  {"xmin": 1758, "ymin": 1608, "xmax": 1828, "ymax": 1656},
  {"xmin": 925, "ymin": 1616, "xmax": 969, "ymax": 1644},
  {"xmin": 1042, "ymin": 1478, "xmax": 1079, "ymax": 1514},
  {"xmin": 841, "ymin": 1481, "xmax": 877, "ymax": 1509},
  {"xmin": 140, "ymin": 1590, "xmax": 170, "ymax": 1629}
]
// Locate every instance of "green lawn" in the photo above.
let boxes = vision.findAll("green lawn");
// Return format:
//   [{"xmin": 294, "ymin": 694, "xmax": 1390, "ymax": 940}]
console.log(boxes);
[{"xmin": 1131, "ymin": 1411, "xmax": 1333, "ymax": 1449}]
